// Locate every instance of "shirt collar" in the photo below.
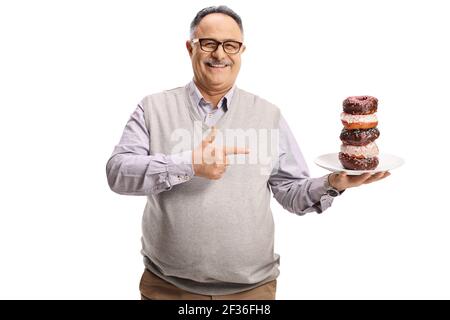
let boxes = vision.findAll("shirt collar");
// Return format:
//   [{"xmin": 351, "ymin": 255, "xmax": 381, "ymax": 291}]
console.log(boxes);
[{"xmin": 187, "ymin": 80, "xmax": 235, "ymax": 110}]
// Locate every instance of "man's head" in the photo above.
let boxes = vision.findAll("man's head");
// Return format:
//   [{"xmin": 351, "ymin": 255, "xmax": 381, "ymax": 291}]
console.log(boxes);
[{"xmin": 186, "ymin": 6, "xmax": 245, "ymax": 93}]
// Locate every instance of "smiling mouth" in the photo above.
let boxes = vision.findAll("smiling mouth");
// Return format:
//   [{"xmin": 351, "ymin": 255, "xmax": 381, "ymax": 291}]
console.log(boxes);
[{"xmin": 205, "ymin": 62, "xmax": 229, "ymax": 68}]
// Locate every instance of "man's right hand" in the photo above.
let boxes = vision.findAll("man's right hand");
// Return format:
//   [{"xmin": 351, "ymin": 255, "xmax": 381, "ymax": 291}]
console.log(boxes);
[{"xmin": 192, "ymin": 126, "xmax": 249, "ymax": 180}]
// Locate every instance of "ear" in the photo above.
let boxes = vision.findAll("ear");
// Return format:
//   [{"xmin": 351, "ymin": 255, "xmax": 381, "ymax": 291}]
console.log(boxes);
[
  {"xmin": 241, "ymin": 45, "xmax": 246, "ymax": 54},
  {"xmin": 186, "ymin": 40, "xmax": 193, "ymax": 57}
]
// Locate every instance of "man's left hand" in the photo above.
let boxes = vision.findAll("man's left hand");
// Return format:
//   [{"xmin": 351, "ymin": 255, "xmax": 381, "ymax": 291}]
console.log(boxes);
[{"xmin": 328, "ymin": 171, "xmax": 391, "ymax": 192}]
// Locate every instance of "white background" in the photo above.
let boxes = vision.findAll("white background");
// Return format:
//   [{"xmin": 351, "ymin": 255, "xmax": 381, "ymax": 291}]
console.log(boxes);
[{"xmin": 1, "ymin": 0, "xmax": 449, "ymax": 299}]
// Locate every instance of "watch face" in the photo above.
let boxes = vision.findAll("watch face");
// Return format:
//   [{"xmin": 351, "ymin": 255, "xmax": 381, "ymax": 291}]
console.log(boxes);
[{"xmin": 327, "ymin": 189, "xmax": 339, "ymax": 197}]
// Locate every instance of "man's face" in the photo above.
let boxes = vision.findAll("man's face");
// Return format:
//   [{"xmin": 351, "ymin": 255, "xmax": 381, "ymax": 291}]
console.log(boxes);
[{"xmin": 186, "ymin": 13, "xmax": 245, "ymax": 92}]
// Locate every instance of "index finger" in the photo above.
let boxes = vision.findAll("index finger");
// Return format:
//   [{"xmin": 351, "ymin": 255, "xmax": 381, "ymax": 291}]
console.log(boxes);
[{"xmin": 223, "ymin": 146, "xmax": 250, "ymax": 155}]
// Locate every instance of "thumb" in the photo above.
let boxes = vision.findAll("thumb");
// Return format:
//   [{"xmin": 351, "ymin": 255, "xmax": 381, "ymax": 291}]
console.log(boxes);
[{"xmin": 339, "ymin": 171, "xmax": 347, "ymax": 178}]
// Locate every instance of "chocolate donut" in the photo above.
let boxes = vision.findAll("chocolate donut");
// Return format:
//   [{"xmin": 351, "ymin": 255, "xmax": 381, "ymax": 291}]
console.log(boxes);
[
  {"xmin": 340, "ymin": 128, "xmax": 380, "ymax": 146},
  {"xmin": 339, "ymin": 152, "xmax": 379, "ymax": 170},
  {"xmin": 343, "ymin": 96, "xmax": 378, "ymax": 115}
]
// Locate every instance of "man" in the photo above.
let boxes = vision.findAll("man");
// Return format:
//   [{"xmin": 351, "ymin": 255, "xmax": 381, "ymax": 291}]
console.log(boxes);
[{"xmin": 106, "ymin": 6, "xmax": 390, "ymax": 300}]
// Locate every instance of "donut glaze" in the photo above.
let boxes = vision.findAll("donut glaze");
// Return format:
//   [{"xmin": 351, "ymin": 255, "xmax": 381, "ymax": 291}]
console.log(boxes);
[
  {"xmin": 339, "ymin": 152, "xmax": 379, "ymax": 170},
  {"xmin": 343, "ymin": 96, "xmax": 378, "ymax": 115},
  {"xmin": 340, "ymin": 128, "xmax": 380, "ymax": 146}
]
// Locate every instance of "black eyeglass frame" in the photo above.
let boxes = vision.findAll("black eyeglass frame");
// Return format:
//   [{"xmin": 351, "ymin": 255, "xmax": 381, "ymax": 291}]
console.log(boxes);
[{"xmin": 191, "ymin": 38, "xmax": 243, "ymax": 54}]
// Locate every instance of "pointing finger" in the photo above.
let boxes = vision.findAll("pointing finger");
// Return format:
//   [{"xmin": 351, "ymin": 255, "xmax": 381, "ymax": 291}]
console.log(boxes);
[{"xmin": 224, "ymin": 146, "xmax": 250, "ymax": 155}]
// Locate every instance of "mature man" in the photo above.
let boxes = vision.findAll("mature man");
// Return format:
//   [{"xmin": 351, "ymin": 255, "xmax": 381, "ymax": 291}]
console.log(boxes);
[{"xmin": 106, "ymin": 6, "xmax": 389, "ymax": 300}]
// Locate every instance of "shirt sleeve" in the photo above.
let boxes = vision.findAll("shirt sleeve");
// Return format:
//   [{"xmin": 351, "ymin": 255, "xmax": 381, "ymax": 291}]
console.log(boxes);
[
  {"xmin": 268, "ymin": 114, "xmax": 338, "ymax": 215},
  {"xmin": 106, "ymin": 104, "xmax": 194, "ymax": 196}
]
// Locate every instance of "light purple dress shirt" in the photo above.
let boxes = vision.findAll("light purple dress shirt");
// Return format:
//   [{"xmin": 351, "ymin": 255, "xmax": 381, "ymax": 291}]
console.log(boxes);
[{"xmin": 106, "ymin": 81, "xmax": 336, "ymax": 214}]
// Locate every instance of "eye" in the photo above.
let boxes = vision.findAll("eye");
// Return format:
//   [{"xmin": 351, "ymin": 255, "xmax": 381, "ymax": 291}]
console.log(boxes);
[
  {"xmin": 224, "ymin": 42, "xmax": 240, "ymax": 52},
  {"xmin": 202, "ymin": 40, "xmax": 217, "ymax": 49},
  {"xmin": 224, "ymin": 43, "xmax": 238, "ymax": 50}
]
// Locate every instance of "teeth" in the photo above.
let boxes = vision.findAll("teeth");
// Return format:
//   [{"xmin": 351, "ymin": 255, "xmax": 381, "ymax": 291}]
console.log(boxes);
[{"xmin": 207, "ymin": 63, "xmax": 227, "ymax": 68}]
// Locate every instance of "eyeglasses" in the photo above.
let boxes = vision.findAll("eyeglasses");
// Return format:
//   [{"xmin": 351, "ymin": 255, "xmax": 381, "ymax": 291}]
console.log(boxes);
[{"xmin": 191, "ymin": 38, "xmax": 243, "ymax": 54}]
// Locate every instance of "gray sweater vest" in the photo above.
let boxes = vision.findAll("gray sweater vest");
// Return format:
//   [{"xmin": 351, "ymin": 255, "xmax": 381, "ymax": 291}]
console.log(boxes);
[{"xmin": 140, "ymin": 85, "xmax": 281, "ymax": 295}]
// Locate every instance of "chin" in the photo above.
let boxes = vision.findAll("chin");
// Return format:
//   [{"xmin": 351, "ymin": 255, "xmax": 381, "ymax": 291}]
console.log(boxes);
[{"xmin": 207, "ymin": 76, "xmax": 232, "ymax": 86}]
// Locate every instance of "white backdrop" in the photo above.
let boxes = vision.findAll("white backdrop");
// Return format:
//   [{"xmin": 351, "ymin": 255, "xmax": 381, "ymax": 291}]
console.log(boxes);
[{"xmin": 1, "ymin": 0, "xmax": 449, "ymax": 299}]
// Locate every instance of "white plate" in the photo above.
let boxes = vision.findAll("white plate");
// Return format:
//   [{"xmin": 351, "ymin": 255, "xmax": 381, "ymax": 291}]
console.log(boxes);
[{"xmin": 314, "ymin": 153, "xmax": 404, "ymax": 175}]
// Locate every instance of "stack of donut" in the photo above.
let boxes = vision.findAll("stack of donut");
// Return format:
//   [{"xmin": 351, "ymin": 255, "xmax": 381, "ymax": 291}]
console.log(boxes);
[{"xmin": 339, "ymin": 96, "xmax": 380, "ymax": 170}]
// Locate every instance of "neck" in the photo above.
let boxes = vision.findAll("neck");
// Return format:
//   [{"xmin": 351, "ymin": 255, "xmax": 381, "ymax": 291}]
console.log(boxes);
[{"xmin": 193, "ymin": 80, "xmax": 232, "ymax": 108}]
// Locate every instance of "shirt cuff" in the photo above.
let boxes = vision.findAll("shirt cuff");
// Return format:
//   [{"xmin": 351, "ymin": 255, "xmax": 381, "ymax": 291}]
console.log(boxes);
[
  {"xmin": 309, "ymin": 175, "xmax": 329, "ymax": 202},
  {"xmin": 163, "ymin": 151, "xmax": 194, "ymax": 190},
  {"xmin": 309, "ymin": 175, "xmax": 340, "ymax": 214}
]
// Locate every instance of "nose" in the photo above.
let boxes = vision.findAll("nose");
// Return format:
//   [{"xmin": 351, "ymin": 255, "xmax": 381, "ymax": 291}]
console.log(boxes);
[{"xmin": 211, "ymin": 44, "xmax": 227, "ymax": 60}]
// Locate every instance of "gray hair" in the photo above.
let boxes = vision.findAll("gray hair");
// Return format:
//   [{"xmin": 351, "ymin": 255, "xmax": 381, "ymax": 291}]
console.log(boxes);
[{"xmin": 190, "ymin": 5, "xmax": 244, "ymax": 39}]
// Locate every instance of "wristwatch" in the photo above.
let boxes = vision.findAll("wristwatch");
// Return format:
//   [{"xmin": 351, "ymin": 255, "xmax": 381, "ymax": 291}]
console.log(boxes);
[
  {"xmin": 325, "ymin": 174, "xmax": 341, "ymax": 197},
  {"xmin": 326, "ymin": 187, "xmax": 340, "ymax": 197}
]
